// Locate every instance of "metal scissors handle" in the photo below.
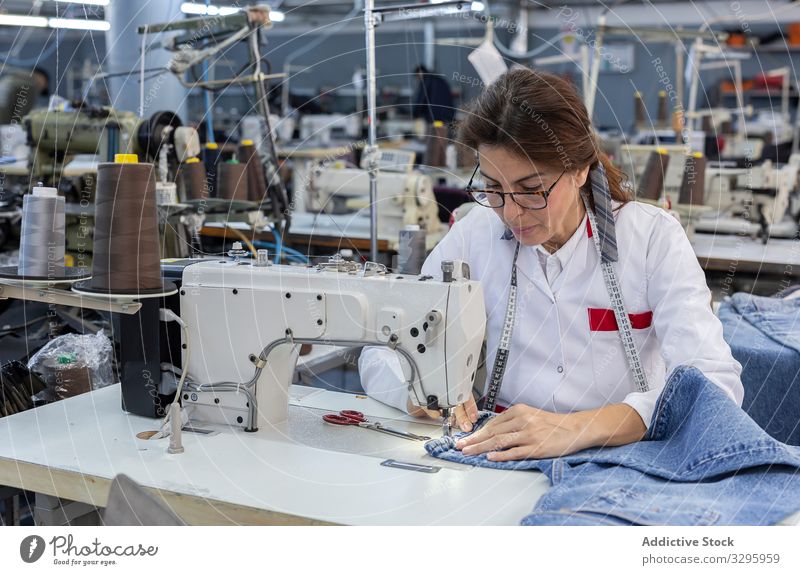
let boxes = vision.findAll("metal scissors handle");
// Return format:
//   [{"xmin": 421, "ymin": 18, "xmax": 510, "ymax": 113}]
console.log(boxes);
[{"xmin": 322, "ymin": 410, "xmax": 430, "ymax": 441}]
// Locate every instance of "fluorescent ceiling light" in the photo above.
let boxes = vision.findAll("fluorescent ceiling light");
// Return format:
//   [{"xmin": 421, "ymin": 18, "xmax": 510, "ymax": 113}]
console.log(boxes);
[
  {"xmin": 49, "ymin": 17, "xmax": 111, "ymax": 31},
  {"xmin": 181, "ymin": 3, "xmax": 241, "ymax": 16},
  {"xmin": 52, "ymin": 0, "xmax": 110, "ymax": 6},
  {"xmin": 0, "ymin": 15, "xmax": 49, "ymax": 27},
  {"xmin": 0, "ymin": 14, "xmax": 109, "ymax": 30},
  {"xmin": 180, "ymin": 2, "xmax": 207, "ymax": 15},
  {"xmin": 181, "ymin": 3, "xmax": 282, "ymax": 21}
]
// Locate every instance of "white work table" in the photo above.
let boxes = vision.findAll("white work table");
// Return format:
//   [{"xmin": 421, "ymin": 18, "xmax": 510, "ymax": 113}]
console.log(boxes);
[
  {"xmin": 0, "ymin": 384, "xmax": 549, "ymax": 525},
  {"xmin": 692, "ymin": 233, "xmax": 800, "ymax": 276}
]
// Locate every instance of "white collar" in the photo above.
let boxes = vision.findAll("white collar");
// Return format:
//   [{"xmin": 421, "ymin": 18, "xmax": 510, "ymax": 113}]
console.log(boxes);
[{"xmin": 532, "ymin": 214, "xmax": 588, "ymax": 268}]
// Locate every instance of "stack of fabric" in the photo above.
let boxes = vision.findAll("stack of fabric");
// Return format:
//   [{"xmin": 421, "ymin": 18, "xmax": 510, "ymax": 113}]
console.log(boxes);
[{"xmin": 718, "ymin": 292, "xmax": 800, "ymax": 446}]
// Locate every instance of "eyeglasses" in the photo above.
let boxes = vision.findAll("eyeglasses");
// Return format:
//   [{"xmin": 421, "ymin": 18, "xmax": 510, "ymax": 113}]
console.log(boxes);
[{"xmin": 466, "ymin": 164, "xmax": 566, "ymax": 210}]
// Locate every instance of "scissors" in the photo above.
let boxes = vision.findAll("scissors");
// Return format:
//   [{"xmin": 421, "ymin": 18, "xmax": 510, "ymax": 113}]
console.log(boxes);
[{"xmin": 322, "ymin": 410, "xmax": 431, "ymax": 442}]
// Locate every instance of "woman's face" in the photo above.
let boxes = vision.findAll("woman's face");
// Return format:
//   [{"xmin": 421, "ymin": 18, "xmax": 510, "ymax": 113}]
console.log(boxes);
[{"xmin": 477, "ymin": 145, "xmax": 589, "ymax": 248}]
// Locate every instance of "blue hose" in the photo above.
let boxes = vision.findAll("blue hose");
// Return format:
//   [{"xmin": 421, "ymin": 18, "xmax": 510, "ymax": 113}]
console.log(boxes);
[{"xmin": 271, "ymin": 226, "xmax": 282, "ymax": 264}]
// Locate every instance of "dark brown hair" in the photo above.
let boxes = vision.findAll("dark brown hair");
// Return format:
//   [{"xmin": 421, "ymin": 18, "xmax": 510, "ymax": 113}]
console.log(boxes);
[{"xmin": 457, "ymin": 68, "xmax": 630, "ymax": 207}]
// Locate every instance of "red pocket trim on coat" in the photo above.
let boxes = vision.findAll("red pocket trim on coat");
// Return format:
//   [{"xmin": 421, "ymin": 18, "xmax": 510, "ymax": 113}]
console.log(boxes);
[{"xmin": 588, "ymin": 308, "xmax": 653, "ymax": 331}]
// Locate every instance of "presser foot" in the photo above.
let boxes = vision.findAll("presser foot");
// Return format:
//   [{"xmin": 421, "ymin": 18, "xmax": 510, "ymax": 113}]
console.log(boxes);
[{"xmin": 441, "ymin": 408, "xmax": 453, "ymax": 438}]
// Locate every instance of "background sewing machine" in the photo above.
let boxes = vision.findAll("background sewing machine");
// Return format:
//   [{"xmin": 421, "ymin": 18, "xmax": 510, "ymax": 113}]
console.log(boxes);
[
  {"xmin": 142, "ymin": 256, "xmax": 485, "ymax": 436},
  {"xmin": 290, "ymin": 148, "xmax": 443, "ymax": 249},
  {"xmin": 377, "ymin": 117, "xmax": 426, "ymax": 140},
  {"xmin": 298, "ymin": 113, "xmax": 361, "ymax": 146},
  {"xmin": 24, "ymin": 105, "xmax": 199, "ymax": 190},
  {"xmin": 696, "ymin": 156, "xmax": 800, "ymax": 239}
]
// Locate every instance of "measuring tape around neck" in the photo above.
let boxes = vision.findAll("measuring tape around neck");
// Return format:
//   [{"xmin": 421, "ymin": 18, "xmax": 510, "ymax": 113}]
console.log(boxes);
[
  {"xmin": 582, "ymin": 194, "xmax": 650, "ymax": 394},
  {"xmin": 482, "ymin": 200, "xmax": 649, "ymax": 412},
  {"xmin": 482, "ymin": 241, "xmax": 521, "ymax": 413}
]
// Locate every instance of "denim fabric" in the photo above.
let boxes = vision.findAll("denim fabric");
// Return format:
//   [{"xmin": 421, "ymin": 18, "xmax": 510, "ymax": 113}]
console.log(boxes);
[
  {"xmin": 727, "ymin": 292, "xmax": 800, "ymax": 353},
  {"xmin": 719, "ymin": 294, "xmax": 800, "ymax": 445},
  {"xmin": 424, "ymin": 366, "xmax": 800, "ymax": 525}
]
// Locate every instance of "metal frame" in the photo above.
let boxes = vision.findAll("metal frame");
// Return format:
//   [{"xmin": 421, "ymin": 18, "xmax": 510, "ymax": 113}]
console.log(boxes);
[
  {"xmin": 362, "ymin": 0, "xmax": 475, "ymax": 262},
  {"xmin": 0, "ymin": 283, "xmax": 141, "ymax": 314},
  {"xmin": 189, "ymin": 332, "xmax": 422, "ymax": 433},
  {"xmin": 586, "ymin": 23, "xmax": 725, "ymax": 123},
  {"xmin": 685, "ymin": 40, "xmax": 753, "ymax": 148},
  {"xmin": 139, "ymin": 6, "xmax": 291, "ymax": 229}
]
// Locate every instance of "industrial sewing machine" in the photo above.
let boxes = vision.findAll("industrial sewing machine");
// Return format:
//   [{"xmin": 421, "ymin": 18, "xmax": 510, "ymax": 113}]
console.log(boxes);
[
  {"xmin": 291, "ymin": 148, "xmax": 442, "ymax": 244},
  {"xmin": 170, "ymin": 256, "xmax": 485, "ymax": 435},
  {"xmin": 24, "ymin": 106, "xmax": 199, "ymax": 189},
  {"xmin": 378, "ymin": 117, "xmax": 426, "ymax": 140},
  {"xmin": 298, "ymin": 114, "xmax": 361, "ymax": 145},
  {"xmin": 696, "ymin": 156, "xmax": 800, "ymax": 239}
]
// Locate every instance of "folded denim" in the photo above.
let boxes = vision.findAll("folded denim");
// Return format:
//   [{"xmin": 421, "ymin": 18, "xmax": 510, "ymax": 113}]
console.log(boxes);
[
  {"xmin": 424, "ymin": 366, "xmax": 800, "ymax": 525},
  {"xmin": 726, "ymin": 292, "xmax": 800, "ymax": 354},
  {"xmin": 719, "ymin": 294, "xmax": 800, "ymax": 445}
]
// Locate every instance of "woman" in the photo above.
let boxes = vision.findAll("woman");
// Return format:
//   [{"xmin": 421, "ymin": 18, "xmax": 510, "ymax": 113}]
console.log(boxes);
[{"xmin": 359, "ymin": 68, "xmax": 743, "ymax": 462}]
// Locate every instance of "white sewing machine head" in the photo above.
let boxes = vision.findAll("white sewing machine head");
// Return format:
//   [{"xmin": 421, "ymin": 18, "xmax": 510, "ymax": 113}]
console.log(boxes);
[
  {"xmin": 289, "ymin": 149, "xmax": 441, "ymax": 246},
  {"xmin": 298, "ymin": 114, "xmax": 361, "ymax": 145},
  {"xmin": 179, "ymin": 257, "xmax": 485, "ymax": 434},
  {"xmin": 704, "ymin": 157, "xmax": 799, "ymax": 226}
]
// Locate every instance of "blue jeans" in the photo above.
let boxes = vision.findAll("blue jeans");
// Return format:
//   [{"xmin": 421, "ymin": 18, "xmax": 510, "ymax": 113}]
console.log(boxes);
[
  {"xmin": 424, "ymin": 366, "xmax": 800, "ymax": 525},
  {"xmin": 719, "ymin": 293, "xmax": 800, "ymax": 445}
]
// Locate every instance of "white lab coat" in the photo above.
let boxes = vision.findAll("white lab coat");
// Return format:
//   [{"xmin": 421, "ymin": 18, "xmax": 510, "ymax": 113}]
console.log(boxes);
[{"xmin": 359, "ymin": 201, "xmax": 744, "ymax": 428}]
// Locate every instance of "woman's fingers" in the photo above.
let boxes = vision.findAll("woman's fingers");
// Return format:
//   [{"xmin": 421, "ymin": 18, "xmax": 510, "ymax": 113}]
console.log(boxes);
[
  {"xmin": 487, "ymin": 445, "xmax": 536, "ymax": 462},
  {"xmin": 457, "ymin": 420, "xmax": 520, "ymax": 452},
  {"xmin": 456, "ymin": 414, "xmax": 517, "ymax": 448},
  {"xmin": 453, "ymin": 403, "xmax": 470, "ymax": 432},
  {"xmin": 459, "ymin": 431, "xmax": 523, "ymax": 456},
  {"xmin": 453, "ymin": 396, "xmax": 480, "ymax": 432},
  {"xmin": 464, "ymin": 396, "xmax": 479, "ymax": 424}
]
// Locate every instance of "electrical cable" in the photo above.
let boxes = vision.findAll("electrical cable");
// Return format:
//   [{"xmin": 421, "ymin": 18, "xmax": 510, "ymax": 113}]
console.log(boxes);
[{"xmin": 271, "ymin": 224, "xmax": 282, "ymax": 264}]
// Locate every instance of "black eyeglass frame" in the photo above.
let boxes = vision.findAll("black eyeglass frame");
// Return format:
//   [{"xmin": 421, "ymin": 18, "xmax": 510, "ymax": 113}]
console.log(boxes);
[{"xmin": 465, "ymin": 164, "xmax": 567, "ymax": 210}]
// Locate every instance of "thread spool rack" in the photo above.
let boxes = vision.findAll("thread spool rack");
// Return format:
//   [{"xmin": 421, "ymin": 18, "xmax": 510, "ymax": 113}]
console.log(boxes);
[{"xmin": 0, "ymin": 280, "xmax": 143, "ymax": 315}]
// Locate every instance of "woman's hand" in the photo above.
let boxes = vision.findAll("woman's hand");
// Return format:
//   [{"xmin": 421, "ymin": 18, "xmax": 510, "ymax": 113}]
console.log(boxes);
[
  {"xmin": 406, "ymin": 397, "xmax": 480, "ymax": 432},
  {"xmin": 455, "ymin": 405, "xmax": 587, "ymax": 461},
  {"xmin": 408, "ymin": 396, "xmax": 478, "ymax": 431},
  {"xmin": 455, "ymin": 403, "xmax": 647, "ymax": 462},
  {"xmin": 452, "ymin": 395, "xmax": 479, "ymax": 432}
]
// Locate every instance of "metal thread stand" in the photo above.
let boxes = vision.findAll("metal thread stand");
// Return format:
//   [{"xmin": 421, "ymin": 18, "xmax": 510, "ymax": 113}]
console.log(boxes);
[
  {"xmin": 362, "ymin": 1, "xmax": 474, "ymax": 263},
  {"xmin": 364, "ymin": 0, "xmax": 379, "ymax": 263}
]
